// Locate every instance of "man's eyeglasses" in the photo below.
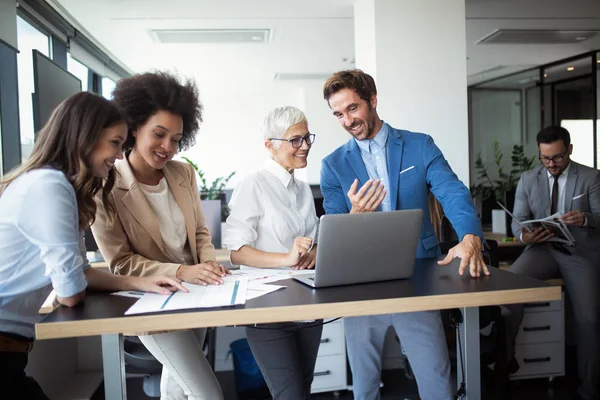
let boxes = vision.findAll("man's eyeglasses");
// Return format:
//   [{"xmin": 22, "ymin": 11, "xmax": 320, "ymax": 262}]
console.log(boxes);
[
  {"xmin": 269, "ymin": 133, "xmax": 315, "ymax": 149},
  {"xmin": 539, "ymin": 150, "xmax": 568, "ymax": 164}
]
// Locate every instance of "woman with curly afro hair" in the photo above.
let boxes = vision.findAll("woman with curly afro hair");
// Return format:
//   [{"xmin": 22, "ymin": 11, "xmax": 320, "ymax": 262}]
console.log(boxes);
[{"xmin": 91, "ymin": 71, "xmax": 228, "ymax": 399}]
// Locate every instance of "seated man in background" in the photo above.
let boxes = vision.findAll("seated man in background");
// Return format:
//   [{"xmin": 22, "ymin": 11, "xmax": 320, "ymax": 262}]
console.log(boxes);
[{"xmin": 506, "ymin": 126, "xmax": 600, "ymax": 400}]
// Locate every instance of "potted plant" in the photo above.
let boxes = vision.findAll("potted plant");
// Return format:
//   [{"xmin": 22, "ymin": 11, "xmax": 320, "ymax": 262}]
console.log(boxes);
[
  {"xmin": 182, "ymin": 156, "xmax": 236, "ymax": 248},
  {"xmin": 470, "ymin": 141, "xmax": 535, "ymax": 234}
]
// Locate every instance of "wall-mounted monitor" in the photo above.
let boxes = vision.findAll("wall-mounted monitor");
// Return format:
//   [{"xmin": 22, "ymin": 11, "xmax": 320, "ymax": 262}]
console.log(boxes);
[{"xmin": 32, "ymin": 50, "xmax": 81, "ymax": 135}]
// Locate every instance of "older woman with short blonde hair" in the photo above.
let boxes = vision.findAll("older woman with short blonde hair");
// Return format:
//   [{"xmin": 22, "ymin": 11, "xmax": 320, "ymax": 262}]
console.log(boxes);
[{"xmin": 224, "ymin": 106, "xmax": 321, "ymax": 399}]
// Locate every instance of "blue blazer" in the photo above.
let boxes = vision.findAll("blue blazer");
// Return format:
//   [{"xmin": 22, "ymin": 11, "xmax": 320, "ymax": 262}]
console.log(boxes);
[{"xmin": 320, "ymin": 126, "xmax": 483, "ymax": 258}]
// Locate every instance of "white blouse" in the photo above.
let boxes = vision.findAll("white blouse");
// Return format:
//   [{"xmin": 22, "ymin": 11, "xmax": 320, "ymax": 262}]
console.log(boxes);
[
  {"xmin": 138, "ymin": 177, "xmax": 194, "ymax": 265},
  {"xmin": 224, "ymin": 158, "xmax": 319, "ymax": 257}
]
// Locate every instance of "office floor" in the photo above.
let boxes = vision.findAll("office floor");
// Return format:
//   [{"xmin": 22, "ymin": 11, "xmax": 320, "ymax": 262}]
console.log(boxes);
[{"xmin": 92, "ymin": 368, "xmax": 579, "ymax": 400}]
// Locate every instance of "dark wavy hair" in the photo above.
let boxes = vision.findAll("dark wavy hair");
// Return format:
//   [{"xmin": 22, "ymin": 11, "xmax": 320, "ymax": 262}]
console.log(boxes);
[
  {"xmin": 0, "ymin": 92, "xmax": 123, "ymax": 229},
  {"xmin": 323, "ymin": 69, "xmax": 378, "ymax": 104},
  {"xmin": 111, "ymin": 71, "xmax": 203, "ymax": 152}
]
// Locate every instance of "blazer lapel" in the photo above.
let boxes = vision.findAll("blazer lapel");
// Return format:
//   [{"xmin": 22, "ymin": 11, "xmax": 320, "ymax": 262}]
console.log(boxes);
[
  {"xmin": 537, "ymin": 167, "xmax": 551, "ymax": 216},
  {"xmin": 163, "ymin": 164, "xmax": 199, "ymax": 264},
  {"xmin": 116, "ymin": 158, "xmax": 165, "ymax": 252},
  {"xmin": 387, "ymin": 129, "xmax": 403, "ymax": 210},
  {"xmin": 344, "ymin": 140, "xmax": 370, "ymax": 186},
  {"xmin": 564, "ymin": 162, "xmax": 578, "ymax": 212}
]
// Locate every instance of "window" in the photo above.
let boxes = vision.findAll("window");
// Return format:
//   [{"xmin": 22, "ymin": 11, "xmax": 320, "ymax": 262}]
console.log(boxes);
[
  {"xmin": 67, "ymin": 53, "xmax": 89, "ymax": 91},
  {"xmin": 102, "ymin": 76, "xmax": 116, "ymax": 99},
  {"xmin": 16, "ymin": 16, "xmax": 50, "ymax": 162}
]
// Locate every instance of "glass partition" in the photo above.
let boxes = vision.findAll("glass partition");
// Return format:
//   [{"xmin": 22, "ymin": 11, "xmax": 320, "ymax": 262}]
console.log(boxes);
[{"xmin": 542, "ymin": 56, "xmax": 595, "ymax": 167}]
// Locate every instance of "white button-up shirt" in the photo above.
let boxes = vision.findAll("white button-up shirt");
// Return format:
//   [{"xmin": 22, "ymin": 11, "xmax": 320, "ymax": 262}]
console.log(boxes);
[
  {"xmin": 0, "ymin": 169, "xmax": 89, "ymax": 337},
  {"xmin": 223, "ymin": 158, "xmax": 318, "ymax": 256}
]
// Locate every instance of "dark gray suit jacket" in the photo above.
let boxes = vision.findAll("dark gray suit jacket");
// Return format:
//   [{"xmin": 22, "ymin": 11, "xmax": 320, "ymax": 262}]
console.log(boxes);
[{"xmin": 511, "ymin": 161, "xmax": 600, "ymax": 260}]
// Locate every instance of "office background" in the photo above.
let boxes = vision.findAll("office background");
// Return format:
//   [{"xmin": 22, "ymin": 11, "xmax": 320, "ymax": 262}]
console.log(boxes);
[{"xmin": 0, "ymin": 0, "xmax": 600, "ymax": 398}]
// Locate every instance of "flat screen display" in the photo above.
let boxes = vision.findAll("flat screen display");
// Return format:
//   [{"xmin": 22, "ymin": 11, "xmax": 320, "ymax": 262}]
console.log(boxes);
[{"xmin": 32, "ymin": 50, "xmax": 81, "ymax": 134}]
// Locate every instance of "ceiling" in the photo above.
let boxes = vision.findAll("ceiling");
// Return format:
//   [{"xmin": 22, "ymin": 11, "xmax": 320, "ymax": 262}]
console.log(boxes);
[{"xmin": 46, "ymin": 0, "xmax": 600, "ymax": 89}]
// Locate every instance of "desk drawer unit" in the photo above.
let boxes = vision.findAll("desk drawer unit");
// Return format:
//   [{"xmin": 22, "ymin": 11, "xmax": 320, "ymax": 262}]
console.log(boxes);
[
  {"xmin": 511, "ymin": 342, "xmax": 565, "ymax": 379},
  {"xmin": 511, "ymin": 294, "xmax": 564, "ymax": 380},
  {"xmin": 311, "ymin": 319, "xmax": 348, "ymax": 394},
  {"xmin": 516, "ymin": 311, "xmax": 564, "ymax": 345},
  {"xmin": 317, "ymin": 319, "xmax": 345, "ymax": 357},
  {"xmin": 311, "ymin": 354, "xmax": 347, "ymax": 393},
  {"xmin": 523, "ymin": 298, "xmax": 563, "ymax": 313}
]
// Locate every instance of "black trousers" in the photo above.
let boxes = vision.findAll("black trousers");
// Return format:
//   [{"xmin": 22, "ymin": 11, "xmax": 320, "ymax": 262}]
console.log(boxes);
[{"xmin": 0, "ymin": 332, "xmax": 49, "ymax": 400}]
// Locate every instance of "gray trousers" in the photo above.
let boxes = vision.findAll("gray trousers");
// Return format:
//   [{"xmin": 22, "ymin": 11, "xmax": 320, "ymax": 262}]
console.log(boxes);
[
  {"xmin": 506, "ymin": 244, "xmax": 600, "ymax": 400},
  {"xmin": 245, "ymin": 321, "xmax": 323, "ymax": 400},
  {"xmin": 344, "ymin": 312, "xmax": 452, "ymax": 400}
]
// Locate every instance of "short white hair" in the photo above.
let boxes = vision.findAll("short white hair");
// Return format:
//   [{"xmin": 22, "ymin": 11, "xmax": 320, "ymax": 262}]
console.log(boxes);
[{"xmin": 262, "ymin": 106, "xmax": 307, "ymax": 144}]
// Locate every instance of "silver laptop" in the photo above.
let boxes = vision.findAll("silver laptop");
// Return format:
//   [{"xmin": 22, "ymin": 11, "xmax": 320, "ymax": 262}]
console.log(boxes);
[{"xmin": 293, "ymin": 209, "xmax": 423, "ymax": 288}]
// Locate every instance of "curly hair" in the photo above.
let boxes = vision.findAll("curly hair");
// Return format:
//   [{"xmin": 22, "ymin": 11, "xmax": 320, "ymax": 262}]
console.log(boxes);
[{"xmin": 111, "ymin": 71, "xmax": 203, "ymax": 152}]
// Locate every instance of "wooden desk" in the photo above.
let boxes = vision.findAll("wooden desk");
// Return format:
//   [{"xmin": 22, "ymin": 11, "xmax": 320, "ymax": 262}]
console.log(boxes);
[{"xmin": 36, "ymin": 258, "xmax": 560, "ymax": 400}]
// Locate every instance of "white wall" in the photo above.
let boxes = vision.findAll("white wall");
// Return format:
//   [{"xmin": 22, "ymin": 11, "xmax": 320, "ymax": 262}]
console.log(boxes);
[
  {"xmin": 179, "ymin": 79, "xmax": 350, "ymax": 188},
  {"xmin": 355, "ymin": 0, "xmax": 471, "ymax": 184},
  {"xmin": 178, "ymin": 82, "xmax": 303, "ymax": 188},
  {"xmin": 300, "ymin": 80, "xmax": 351, "ymax": 184}
]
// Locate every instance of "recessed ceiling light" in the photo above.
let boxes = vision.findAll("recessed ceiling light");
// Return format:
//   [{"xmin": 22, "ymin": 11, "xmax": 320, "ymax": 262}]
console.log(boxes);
[
  {"xmin": 567, "ymin": 66, "xmax": 575, "ymax": 71},
  {"xmin": 544, "ymin": 73, "xmax": 548, "ymax": 77},
  {"xmin": 597, "ymin": 59, "xmax": 600, "ymax": 64}
]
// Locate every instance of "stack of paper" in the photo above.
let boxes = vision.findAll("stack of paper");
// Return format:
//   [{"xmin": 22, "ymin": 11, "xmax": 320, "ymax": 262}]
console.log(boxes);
[
  {"xmin": 123, "ymin": 266, "xmax": 312, "ymax": 315},
  {"xmin": 125, "ymin": 279, "xmax": 248, "ymax": 315}
]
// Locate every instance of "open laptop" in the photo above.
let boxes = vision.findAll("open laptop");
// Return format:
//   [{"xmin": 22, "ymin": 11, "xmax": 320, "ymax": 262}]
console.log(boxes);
[{"xmin": 293, "ymin": 209, "xmax": 423, "ymax": 288}]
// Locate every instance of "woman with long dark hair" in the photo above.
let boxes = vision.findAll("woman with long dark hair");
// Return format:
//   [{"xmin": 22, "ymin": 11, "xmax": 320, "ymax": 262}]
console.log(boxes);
[{"xmin": 0, "ymin": 91, "xmax": 185, "ymax": 399}]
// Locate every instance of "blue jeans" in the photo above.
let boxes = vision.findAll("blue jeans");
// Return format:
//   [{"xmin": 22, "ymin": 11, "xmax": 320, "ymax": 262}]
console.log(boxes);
[{"xmin": 344, "ymin": 312, "xmax": 452, "ymax": 400}]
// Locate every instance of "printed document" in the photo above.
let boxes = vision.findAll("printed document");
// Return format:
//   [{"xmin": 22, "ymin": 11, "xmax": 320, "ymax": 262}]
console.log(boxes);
[
  {"xmin": 497, "ymin": 201, "xmax": 575, "ymax": 245},
  {"xmin": 125, "ymin": 279, "xmax": 248, "ymax": 315}
]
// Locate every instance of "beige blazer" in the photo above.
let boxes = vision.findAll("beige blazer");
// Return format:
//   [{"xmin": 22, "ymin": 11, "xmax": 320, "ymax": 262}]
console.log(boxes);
[{"xmin": 91, "ymin": 158, "xmax": 216, "ymax": 277}]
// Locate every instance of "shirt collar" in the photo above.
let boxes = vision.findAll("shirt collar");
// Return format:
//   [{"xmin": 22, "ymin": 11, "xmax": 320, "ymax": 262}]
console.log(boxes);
[
  {"xmin": 264, "ymin": 158, "xmax": 295, "ymax": 188},
  {"xmin": 546, "ymin": 162, "xmax": 570, "ymax": 179},
  {"xmin": 354, "ymin": 122, "xmax": 389, "ymax": 153}
]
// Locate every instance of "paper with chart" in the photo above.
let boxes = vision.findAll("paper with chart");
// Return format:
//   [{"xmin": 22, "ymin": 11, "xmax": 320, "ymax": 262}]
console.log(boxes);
[{"xmin": 125, "ymin": 279, "xmax": 248, "ymax": 315}]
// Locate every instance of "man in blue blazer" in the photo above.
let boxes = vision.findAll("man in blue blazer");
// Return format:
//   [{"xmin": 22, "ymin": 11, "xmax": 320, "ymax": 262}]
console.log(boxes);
[{"xmin": 320, "ymin": 70, "xmax": 487, "ymax": 400}]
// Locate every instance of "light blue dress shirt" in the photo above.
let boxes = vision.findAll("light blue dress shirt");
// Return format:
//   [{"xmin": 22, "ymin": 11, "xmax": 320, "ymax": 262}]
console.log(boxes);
[
  {"xmin": 0, "ymin": 168, "xmax": 89, "ymax": 338},
  {"xmin": 355, "ymin": 122, "xmax": 391, "ymax": 211}
]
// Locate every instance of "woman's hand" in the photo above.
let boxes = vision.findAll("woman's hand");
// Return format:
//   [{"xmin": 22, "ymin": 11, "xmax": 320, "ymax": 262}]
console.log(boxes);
[
  {"xmin": 286, "ymin": 237, "xmax": 313, "ymax": 266},
  {"xmin": 292, "ymin": 244, "xmax": 317, "ymax": 270},
  {"xmin": 176, "ymin": 262, "xmax": 230, "ymax": 286},
  {"xmin": 131, "ymin": 275, "xmax": 188, "ymax": 295}
]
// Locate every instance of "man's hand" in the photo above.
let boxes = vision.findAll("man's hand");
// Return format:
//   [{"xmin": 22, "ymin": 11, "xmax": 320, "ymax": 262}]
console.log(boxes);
[
  {"xmin": 521, "ymin": 226, "xmax": 554, "ymax": 244},
  {"xmin": 292, "ymin": 244, "xmax": 317, "ymax": 270},
  {"xmin": 347, "ymin": 178, "xmax": 386, "ymax": 213},
  {"xmin": 561, "ymin": 210, "xmax": 586, "ymax": 226},
  {"xmin": 176, "ymin": 262, "xmax": 230, "ymax": 286},
  {"xmin": 438, "ymin": 234, "xmax": 489, "ymax": 277}
]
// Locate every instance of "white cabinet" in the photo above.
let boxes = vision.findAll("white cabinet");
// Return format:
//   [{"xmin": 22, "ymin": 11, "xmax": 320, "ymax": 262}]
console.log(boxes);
[
  {"xmin": 311, "ymin": 319, "xmax": 348, "ymax": 393},
  {"xmin": 510, "ymin": 294, "xmax": 565, "ymax": 380}
]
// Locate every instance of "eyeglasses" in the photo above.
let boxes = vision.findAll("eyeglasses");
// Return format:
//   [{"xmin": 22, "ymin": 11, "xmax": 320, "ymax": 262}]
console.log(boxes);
[
  {"xmin": 269, "ymin": 133, "xmax": 315, "ymax": 149},
  {"xmin": 539, "ymin": 150, "xmax": 568, "ymax": 164}
]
